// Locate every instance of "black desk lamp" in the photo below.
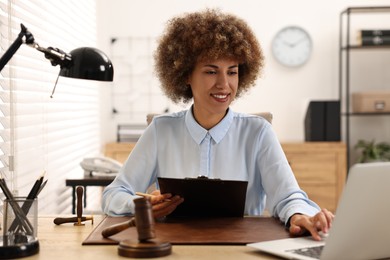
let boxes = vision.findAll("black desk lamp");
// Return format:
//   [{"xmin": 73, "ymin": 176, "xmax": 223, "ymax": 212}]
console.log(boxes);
[
  {"xmin": 0, "ymin": 23, "xmax": 113, "ymax": 259},
  {"xmin": 0, "ymin": 23, "xmax": 114, "ymax": 91}
]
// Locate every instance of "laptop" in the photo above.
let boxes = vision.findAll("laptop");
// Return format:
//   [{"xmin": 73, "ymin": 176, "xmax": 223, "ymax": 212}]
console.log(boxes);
[
  {"xmin": 158, "ymin": 176, "xmax": 248, "ymax": 217},
  {"xmin": 247, "ymin": 162, "xmax": 390, "ymax": 260}
]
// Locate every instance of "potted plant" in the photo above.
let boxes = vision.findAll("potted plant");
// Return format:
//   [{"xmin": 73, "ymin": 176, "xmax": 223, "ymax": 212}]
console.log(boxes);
[{"xmin": 354, "ymin": 139, "xmax": 390, "ymax": 163}]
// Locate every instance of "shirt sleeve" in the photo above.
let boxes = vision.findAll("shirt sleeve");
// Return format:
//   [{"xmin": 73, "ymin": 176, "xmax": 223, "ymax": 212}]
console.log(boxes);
[
  {"xmin": 102, "ymin": 123, "xmax": 158, "ymax": 216},
  {"xmin": 257, "ymin": 124, "xmax": 320, "ymax": 224}
]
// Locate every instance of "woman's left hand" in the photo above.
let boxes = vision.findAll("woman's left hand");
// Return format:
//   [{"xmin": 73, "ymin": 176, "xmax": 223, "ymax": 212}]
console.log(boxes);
[{"xmin": 288, "ymin": 208, "xmax": 335, "ymax": 241}]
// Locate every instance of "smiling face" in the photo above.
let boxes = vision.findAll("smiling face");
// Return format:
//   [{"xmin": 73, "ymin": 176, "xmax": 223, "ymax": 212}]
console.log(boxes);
[{"xmin": 187, "ymin": 58, "xmax": 239, "ymax": 129}]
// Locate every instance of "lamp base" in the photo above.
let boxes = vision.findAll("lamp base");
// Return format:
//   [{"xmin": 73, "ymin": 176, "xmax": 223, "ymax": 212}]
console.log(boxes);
[
  {"xmin": 118, "ymin": 239, "xmax": 171, "ymax": 258},
  {"xmin": 0, "ymin": 235, "xmax": 39, "ymax": 259}
]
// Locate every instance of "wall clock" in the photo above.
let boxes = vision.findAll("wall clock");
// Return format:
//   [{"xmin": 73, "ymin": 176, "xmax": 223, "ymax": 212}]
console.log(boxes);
[{"xmin": 272, "ymin": 26, "xmax": 312, "ymax": 67}]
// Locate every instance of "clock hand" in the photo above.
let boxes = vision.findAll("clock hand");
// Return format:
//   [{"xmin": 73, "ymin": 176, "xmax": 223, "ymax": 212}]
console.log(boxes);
[
  {"xmin": 281, "ymin": 39, "xmax": 294, "ymax": 48},
  {"xmin": 291, "ymin": 37, "xmax": 307, "ymax": 47}
]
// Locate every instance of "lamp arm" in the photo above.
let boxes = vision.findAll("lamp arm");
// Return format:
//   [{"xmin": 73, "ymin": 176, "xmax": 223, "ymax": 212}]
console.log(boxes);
[
  {"xmin": 29, "ymin": 43, "xmax": 72, "ymax": 68},
  {"xmin": 0, "ymin": 23, "xmax": 73, "ymax": 72},
  {"xmin": 0, "ymin": 24, "xmax": 34, "ymax": 72}
]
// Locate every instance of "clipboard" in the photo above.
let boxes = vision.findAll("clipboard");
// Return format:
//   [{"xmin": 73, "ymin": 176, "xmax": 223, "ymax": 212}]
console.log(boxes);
[{"xmin": 158, "ymin": 177, "xmax": 248, "ymax": 218}]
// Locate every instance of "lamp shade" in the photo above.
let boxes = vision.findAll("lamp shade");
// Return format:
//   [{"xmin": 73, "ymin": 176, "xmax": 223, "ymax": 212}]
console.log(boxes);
[{"xmin": 59, "ymin": 47, "xmax": 114, "ymax": 81}]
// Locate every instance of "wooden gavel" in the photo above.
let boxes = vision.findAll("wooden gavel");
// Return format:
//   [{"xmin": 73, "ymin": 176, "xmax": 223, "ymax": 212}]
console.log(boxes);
[
  {"xmin": 53, "ymin": 186, "xmax": 93, "ymax": 225},
  {"xmin": 101, "ymin": 197, "xmax": 155, "ymax": 241},
  {"xmin": 101, "ymin": 197, "xmax": 171, "ymax": 258}
]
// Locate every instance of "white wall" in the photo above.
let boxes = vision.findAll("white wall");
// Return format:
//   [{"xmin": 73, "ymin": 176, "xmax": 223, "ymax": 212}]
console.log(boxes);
[{"xmin": 96, "ymin": 0, "xmax": 390, "ymax": 147}]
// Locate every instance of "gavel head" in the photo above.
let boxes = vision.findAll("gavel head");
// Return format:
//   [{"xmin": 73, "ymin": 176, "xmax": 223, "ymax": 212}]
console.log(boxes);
[{"xmin": 133, "ymin": 197, "xmax": 156, "ymax": 242}]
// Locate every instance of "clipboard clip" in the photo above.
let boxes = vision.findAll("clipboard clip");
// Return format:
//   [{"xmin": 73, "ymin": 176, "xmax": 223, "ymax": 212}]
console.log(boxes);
[{"xmin": 184, "ymin": 176, "xmax": 221, "ymax": 180}]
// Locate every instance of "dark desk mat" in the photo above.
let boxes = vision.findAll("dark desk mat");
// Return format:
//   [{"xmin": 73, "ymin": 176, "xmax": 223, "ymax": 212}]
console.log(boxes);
[{"xmin": 82, "ymin": 216, "xmax": 291, "ymax": 245}]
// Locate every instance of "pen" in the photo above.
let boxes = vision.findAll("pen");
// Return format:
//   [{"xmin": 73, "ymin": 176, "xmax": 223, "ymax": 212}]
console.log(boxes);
[
  {"xmin": 135, "ymin": 192, "xmax": 172, "ymax": 202},
  {"xmin": 27, "ymin": 174, "xmax": 44, "ymax": 200},
  {"xmin": 37, "ymin": 179, "xmax": 48, "ymax": 195}
]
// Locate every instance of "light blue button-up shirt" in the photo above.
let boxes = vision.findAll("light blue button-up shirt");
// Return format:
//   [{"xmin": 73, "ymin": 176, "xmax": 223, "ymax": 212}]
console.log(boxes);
[{"xmin": 102, "ymin": 108, "xmax": 320, "ymax": 224}]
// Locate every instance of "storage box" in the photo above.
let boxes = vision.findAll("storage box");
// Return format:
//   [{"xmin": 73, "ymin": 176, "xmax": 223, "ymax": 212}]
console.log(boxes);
[{"xmin": 352, "ymin": 91, "xmax": 390, "ymax": 113}]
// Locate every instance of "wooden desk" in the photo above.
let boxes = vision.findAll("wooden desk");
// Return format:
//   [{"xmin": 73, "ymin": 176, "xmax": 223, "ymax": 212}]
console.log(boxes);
[
  {"xmin": 66, "ymin": 176, "xmax": 115, "ymax": 214},
  {"xmin": 28, "ymin": 216, "xmax": 279, "ymax": 260}
]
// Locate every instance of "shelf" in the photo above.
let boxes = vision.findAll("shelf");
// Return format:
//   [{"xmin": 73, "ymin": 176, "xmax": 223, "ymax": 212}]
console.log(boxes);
[
  {"xmin": 342, "ymin": 112, "xmax": 390, "ymax": 116},
  {"xmin": 341, "ymin": 45, "xmax": 390, "ymax": 50},
  {"xmin": 342, "ymin": 6, "xmax": 390, "ymax": 14}
]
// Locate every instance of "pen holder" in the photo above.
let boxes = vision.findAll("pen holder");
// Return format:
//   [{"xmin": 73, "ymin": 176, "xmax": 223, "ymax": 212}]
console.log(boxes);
[{"xmin": 0, "ymin": 197, "xmax": 39, "ymax": 259}]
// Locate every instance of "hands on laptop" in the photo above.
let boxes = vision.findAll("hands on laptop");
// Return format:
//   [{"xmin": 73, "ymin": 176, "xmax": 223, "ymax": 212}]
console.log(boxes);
[{"xmin": 288, "ymin": 208, "xmax": 334, "ymax": 241}]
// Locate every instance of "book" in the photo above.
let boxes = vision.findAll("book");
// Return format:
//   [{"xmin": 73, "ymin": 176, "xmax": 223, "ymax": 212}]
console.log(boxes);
[
  {"xmin": 358, "ymin": 35, "xmax": 390, "ymax": 46},
  {"xmin": 360, "ymin": 29, "xmax": 390, "ymax": 37}
]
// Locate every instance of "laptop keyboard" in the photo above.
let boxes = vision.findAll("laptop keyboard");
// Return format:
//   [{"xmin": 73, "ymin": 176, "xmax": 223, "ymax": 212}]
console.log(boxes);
[{"xmin": 287, "ymin": 245, "xmax": 324, "ymax": 259}]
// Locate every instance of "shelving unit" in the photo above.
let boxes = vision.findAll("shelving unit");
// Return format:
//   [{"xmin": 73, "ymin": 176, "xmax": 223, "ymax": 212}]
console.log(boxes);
[{"xmin": 339, "ymin": 6, "xmax": 390, "ymax": 167}]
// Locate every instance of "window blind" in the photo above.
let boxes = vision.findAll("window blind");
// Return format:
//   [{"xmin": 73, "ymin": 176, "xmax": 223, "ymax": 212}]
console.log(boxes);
[{"xmin": 0, "ymin": 0, "xmax": 102, "ymax": 214}]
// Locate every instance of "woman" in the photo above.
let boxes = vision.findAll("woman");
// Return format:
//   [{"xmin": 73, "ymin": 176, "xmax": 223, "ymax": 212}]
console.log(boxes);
[{"xmin": 102, "ymin": 9, "xmax": 333, "ymax": 241}]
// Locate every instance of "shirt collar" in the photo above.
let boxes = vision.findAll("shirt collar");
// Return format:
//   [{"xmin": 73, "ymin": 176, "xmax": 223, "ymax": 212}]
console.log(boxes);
[{"xmin": 185, "ymin": 106, "xmax": 234, "ymax": 144}]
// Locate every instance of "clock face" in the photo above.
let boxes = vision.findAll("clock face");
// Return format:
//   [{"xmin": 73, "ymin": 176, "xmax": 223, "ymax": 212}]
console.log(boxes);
[{"xmin": 272, "ymin": 26, "xmax": 312, "ymax": 67}]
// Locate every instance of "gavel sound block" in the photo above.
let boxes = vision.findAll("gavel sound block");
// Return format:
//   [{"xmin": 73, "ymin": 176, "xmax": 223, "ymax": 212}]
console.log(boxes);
[{"xmin": 101, "ymin": 197, "xmax": 171, "ymax": 258}]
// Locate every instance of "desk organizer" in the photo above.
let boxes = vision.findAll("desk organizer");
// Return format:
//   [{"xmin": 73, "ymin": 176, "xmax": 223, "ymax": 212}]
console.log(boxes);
[{"xmin": 0, "ymin": 197, "xmax": 39, "ymax": 259}]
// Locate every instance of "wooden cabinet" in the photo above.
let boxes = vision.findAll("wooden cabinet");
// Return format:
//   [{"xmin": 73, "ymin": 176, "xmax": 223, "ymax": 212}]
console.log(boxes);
[
  {"xmin": 104, "ymin": 142, "xmax": 136, "ymax": 163},
  {"xmin": 105, "ymin": 142, "xmax": 347, "ymax": 212},
  {"xmin": 281, "ymin": 142, "xmax": 347, "ymax": 213}
]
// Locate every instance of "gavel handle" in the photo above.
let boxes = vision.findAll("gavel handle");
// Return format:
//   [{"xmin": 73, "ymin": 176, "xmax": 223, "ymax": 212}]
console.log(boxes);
[
  {"xmin": 76, "ymin": 186, "xmax": 83, "ymax": 219},
  {"xmin": 101, "ymin": 218, "xmax": 136, "ymax": 238},
  {"xmin": 53, "ymin": 216, "xmax": 93, "ymax": 225}
]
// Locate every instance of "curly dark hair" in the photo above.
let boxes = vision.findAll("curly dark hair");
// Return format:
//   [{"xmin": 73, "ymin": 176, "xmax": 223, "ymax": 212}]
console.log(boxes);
[{"xmin": 154, "ymin": 9, "xmax": 264, "ymax": 104}]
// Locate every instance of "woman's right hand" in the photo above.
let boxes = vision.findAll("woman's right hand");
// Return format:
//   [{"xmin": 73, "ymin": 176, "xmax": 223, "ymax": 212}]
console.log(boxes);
[{"xmin": 148, "ymin": 190, "xmax": 184, "ymax": 218}]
